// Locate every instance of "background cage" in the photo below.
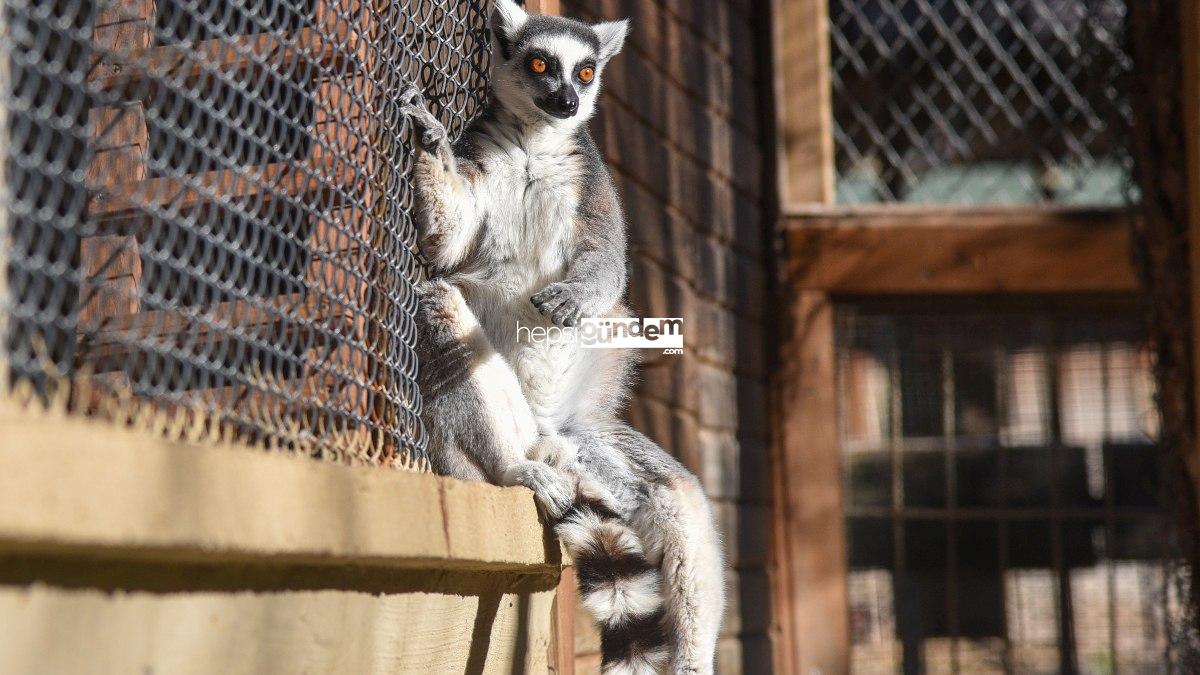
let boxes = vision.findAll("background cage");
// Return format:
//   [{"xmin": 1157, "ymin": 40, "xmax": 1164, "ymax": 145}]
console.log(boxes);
[
  {"xmin": 0, "ymin": 0, "xmax": 493, "ymax": 465},
  {"xmin": 829, "ymin": 0, "xmax": 1134, "ymax": 205},
  {"xmin": 772, "ymin": 0, "xmax": 1200, "ymax": 672},
  {"xmin": 838, "ymin": 299, "xmax": 1187, "ymax": 674},
  {"xmin": 818, "ymin": 1, "xmax": 1195, "ymax": 672}
]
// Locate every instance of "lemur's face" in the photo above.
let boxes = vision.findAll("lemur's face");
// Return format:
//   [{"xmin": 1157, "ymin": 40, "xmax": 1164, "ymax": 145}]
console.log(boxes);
[{"xmin": 489, "ymin": 0, "xmax": 628, "ymax": 128}]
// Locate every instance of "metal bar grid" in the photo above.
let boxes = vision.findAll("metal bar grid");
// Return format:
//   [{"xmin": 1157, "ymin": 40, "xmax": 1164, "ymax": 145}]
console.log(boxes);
[
  {"xmin": 838, "ymin": 304, "xmax": 1181, "ymax": 674},
  {"xmin": 0, "ymin": 0, "xmax": 492, "ymax": 465},
  {"xmin": 828, "ymin": 0, "xmax": 1134, "ymax": 205}
]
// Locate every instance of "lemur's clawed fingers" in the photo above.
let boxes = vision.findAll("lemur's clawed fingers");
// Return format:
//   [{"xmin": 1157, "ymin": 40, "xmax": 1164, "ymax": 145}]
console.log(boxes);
[
  {"xmin": 399, "ymin": 83, "xmax": 425, "ymax": 106},
  {"xmin": 551, "ymin": 300, "xmax": 581, "ymax": 327},
  {"xmin": 399, "ymin": 85, "xmax": 449, "ymax": 153},
  {"xmin": 530, "ymin": 284, "xmax": 565, "ymax": 307},
  {"xmin": 532, "ymin": 282, "xmax": 586, "ymax": 327}
]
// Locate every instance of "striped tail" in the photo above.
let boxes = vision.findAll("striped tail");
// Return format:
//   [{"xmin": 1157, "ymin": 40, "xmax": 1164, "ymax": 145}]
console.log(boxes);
[{"xmin": 554, "ymin": 492, "xmax": 670, "ymax": 674}]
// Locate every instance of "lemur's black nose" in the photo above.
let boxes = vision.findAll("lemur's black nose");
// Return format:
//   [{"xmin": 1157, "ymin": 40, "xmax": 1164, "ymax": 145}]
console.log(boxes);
[
  {"xmin": 535, "ymin": 87, "xmax": 580, "ymax": 119},
  {"xmin": 556, "ymin": 90, "xmax": 578, "ymax": 115}
]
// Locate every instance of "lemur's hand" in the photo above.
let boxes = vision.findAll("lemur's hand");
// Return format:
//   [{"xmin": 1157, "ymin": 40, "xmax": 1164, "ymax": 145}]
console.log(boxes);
[
  {"xmin": 531, "ymin": 282, "xmax": 586, "ymax": 327},
  {"xmin": 399, "ymin": 84, "xmax": 449, "ymax": 153}
]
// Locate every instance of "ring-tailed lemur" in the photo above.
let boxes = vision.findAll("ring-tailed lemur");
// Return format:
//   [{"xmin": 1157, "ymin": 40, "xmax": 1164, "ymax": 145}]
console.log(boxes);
[{"xmin": 403, "ymin": 2, "xmax": 725, "ymax": 673}]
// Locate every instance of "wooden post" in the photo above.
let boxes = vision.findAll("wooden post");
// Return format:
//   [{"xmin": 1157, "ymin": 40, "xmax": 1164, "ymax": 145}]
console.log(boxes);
[
  {"xmin": 551, "ymin": 566, "xmax": 576, "ymax": 675},
  {"xmin": 771, "ymin": 0, "xmax": 834, "ymax": 211},
  {"xmin": 771, "ymin": 291, "xmax": 850, "ymax": 675},
  {"xmin": 1183, "ymin": 0, "xmax": 1200, "ymax": 514},
  {"xmin": 769, "ymin": 0, "xmax": 848, "ymax": 671}
]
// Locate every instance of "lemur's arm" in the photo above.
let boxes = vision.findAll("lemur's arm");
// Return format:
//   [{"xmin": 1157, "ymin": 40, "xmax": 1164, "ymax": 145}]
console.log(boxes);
[
  {"xmin": 400, "ymin": 87, "xmax": 483, "ymax": 272},
  {"xmin": 530, "ymin": 169, "xmax": 627, "ymax": 327}
]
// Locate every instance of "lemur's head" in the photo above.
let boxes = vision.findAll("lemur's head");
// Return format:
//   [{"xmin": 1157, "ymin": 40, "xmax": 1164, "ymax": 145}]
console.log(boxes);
[{"xmin": 489, "ymin": 0, "xmax": 628, "ymax": 129}]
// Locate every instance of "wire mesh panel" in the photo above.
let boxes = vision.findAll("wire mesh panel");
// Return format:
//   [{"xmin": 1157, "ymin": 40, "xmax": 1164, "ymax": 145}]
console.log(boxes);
[
  {"xmin": 838, "ymin": 299, "xmax": 1191, "ymax": 674},
  {"xmin": 830, "ymin": 0, "xmax": 1134, "ymax": 205},
  {"xmin": 0, "ymin": 0, "xmax": 491, "ymax": 465}
]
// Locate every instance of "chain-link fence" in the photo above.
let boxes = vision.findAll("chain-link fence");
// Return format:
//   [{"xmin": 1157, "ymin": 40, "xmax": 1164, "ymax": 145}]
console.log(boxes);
[
  {"xmin": 830, "ymin": 0, "xmax": 1134, "ymax": 205},
  {"xmin": 0, "ymin": 0, "xmax": 491, "ymax": 466}
]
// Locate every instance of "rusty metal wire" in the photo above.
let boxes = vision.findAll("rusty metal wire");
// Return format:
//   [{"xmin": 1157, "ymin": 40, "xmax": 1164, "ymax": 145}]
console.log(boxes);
[
  {"xmin": 830, "ymin": 0, "xmax": 1134, "ymax": 205},
  {"xmin": 0, "ymin": 0, "xmax": 491, "ymax": 465}
]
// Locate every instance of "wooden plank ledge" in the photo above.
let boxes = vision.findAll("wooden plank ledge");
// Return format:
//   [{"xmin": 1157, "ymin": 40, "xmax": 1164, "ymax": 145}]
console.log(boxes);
[
  {"xmin": 0, "ymin": 400, "xmax": 563, "ymax": 574},
  {"xmin": 783, "ymin": 206, "xmax": 1141, "ymax": 293}
]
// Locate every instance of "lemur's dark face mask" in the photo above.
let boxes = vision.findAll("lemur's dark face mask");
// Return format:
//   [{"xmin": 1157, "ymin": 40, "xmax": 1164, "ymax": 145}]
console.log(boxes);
[{"xmin": 518, "ymin": 50, "xmax": 597, "ymax": 120}]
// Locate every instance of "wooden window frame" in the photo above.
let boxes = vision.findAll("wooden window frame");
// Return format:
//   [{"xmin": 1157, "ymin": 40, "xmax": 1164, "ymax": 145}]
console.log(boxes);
[{"xmin": 768, "ymin": 1, "xmax": 1146, "ymax": 673}]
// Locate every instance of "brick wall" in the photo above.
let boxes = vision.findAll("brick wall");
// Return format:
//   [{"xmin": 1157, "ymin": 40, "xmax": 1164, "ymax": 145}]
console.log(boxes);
[{"xmin": 560, "ymin": 1, "xmax": 776, "ymax": 672}]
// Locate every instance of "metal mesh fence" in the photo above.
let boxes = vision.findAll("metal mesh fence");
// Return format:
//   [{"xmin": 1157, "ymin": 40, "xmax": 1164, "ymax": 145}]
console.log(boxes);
[
  {"xmin": 829, "ymin": 0, "xmax": 1134, "ymax": 205},
  {"xmin": 0, "ymin": 0, "xmax": 492, "ymax": 465}
]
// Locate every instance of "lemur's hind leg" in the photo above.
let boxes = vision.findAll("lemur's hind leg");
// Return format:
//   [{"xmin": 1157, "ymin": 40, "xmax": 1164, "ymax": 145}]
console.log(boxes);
[{"xmin": 415, "ymin": 279, "xmax": 576, "ymax": 518}]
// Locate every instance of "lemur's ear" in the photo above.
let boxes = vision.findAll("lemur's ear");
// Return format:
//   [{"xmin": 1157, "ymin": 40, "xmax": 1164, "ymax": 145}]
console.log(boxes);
[
  {"xmin": 491, "ymin": 0, "xmax": 528, "ymax": 59},
  {"xmin": 593, "ymin": 19, "xmax": 629, "ymax": 65}
]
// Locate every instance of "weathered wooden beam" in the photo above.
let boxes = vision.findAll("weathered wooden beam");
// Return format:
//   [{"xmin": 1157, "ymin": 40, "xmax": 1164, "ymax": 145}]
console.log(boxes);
[
  {"xmin": 770, "ymin": 291, "xmax": 849, "ymax": 675},
  {"xmin": 770, "ymin": 0, "xmax": 834, "ymax": 209},
  {"xmin": 552, "ymin": 566, "xmax": 576, "ymax": 675},
  {"xmin": 768, "ymin": 2, "xmax": 844, "ymax": 669},
  {"xmin": 784, "ymin": 206, "xmax": 1141, "ymax": 294},
  {"xmin": 0, "ymin": 583, "xmax": 556, "ymax": 675},
  {"xmin": 78, "ymin": 235, "xmax": 141, "ymax": 326},
  {"xmin": 1183, "ymin": 0, "xmax": 1200, "ymax": 516},
  {"xmin": 90, "ymin": 0, "xmax": 155, "ymax": 84},
  {"xmin": 0, "ymin": 400, "xmax": 563, "ymax": 573}
]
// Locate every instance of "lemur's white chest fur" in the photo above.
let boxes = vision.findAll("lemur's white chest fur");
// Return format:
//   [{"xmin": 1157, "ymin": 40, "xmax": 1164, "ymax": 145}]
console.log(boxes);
[
  {"xmin": 467, "ymin": 122, "xmax": 584, "ymax": 299},
  {"xmin": 446, "ymin": 121, "xmax": 593, "ymax": 428}
]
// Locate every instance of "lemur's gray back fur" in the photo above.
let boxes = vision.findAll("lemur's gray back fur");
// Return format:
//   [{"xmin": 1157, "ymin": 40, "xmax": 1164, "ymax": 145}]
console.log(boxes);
[{"xmin": 403, "ymin": 2, "xmax": 725, "ymax": 672}]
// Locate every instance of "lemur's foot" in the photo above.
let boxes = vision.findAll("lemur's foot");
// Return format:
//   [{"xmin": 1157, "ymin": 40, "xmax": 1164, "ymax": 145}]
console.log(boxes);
[
  {"xmin": 528, "ymin": 433, "xmax": 578, "ymax": 470},
  {"xmin": 531, "ymin": 282, "xmax": 585, "ymax": 327},
  {"xmin": 399, "ymin": 84, "xmax": 449, "ymax": 152},
  {"xmin": 502, "ymin": 460, "xmax": 575, "ymax": 521}
]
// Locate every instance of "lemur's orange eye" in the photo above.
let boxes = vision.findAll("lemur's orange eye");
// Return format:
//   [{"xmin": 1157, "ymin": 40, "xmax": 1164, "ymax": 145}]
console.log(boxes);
[
  {"xmin": 578, "ymin": 66, "xmax": 595, "ymax": 83},
  {"xmin": 530, "ymin": 57, "xmax": 547, "ymax": 74}
]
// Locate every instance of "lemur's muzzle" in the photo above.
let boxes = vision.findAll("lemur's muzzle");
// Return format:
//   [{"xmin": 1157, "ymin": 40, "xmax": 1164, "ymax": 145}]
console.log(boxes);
[{"xmin": 536, "ymin": 88, "xmax": 579, "ymax": 119}]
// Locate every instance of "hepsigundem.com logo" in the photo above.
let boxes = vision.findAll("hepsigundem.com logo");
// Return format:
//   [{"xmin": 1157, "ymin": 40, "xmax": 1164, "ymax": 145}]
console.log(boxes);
[{"xmin": 516, "ymin": 317, "xmax": 684, "ymax": 352}]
